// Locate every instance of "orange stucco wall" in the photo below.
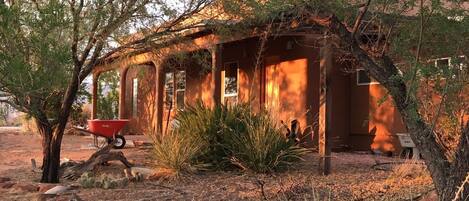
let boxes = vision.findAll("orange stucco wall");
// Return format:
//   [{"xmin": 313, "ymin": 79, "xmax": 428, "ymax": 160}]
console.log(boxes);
[
  {"xmin": 101, "ymin": 33, "xmax": 412, "ymax": 153},
  {"xmin": 124, "ymin": 64, "xmax": 156, "ymax": 135},
  {"xmin": 348, "ymin": 75, "xmax": 407, "ymax": 152}
]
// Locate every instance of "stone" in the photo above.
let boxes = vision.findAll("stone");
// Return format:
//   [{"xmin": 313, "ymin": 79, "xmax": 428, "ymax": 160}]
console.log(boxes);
[
  {"xmin": 13, "ymin": 183, "xmax": 39, "ymax": 192},
  {"xmin": 130, "ymin": 167, "xmax": 154, "ymax": 179},
  {"xmin": 125, "ymin": 140, "xmax": 135, "ymax": 148},
  {"xmin": 38, "ymin": 184, "xmax": 57, "ymax": 193},
  {"xmin": 44, "ymin": 185, "xmax": 70, "ymax": 195},
  {"xmin": 132, "ymin": 140, "xmax": 145, "ymax": 147},
  {"xmin": 0, "ymin": 177, "xmax": 11, "ymax": 183}
]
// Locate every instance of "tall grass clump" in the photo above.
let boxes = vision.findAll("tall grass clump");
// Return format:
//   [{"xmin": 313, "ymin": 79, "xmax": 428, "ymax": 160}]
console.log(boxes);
[
  {"xmin": 151, "ymin": 130, "xmax": 208, "ymax": 176},
  {"xmin": 223, "ymin": 112, "xmax": 309, "ymax": 172},
  {"xmin": 151, "ymin": 102, "xmax": 309, "ymax": 174}
]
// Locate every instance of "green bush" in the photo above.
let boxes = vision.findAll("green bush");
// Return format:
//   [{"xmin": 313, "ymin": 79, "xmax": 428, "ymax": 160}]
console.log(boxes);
[
  {"xmin": 151, "ymin": 102, "xmax": 309, "ymax": 174},
  {"xmin": 151, "ymin": 130, "xmax": 208, "ymax": 176},
  {"xmin": 223, "ymin": 113, "xmax": 309, "ymax": 172}
]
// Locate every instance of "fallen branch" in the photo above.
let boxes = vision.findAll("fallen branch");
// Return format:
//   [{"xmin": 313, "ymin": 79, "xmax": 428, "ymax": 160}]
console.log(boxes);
[{"xmin": 62, "ymin": 142, "xmax": 133, "ymax": 180}]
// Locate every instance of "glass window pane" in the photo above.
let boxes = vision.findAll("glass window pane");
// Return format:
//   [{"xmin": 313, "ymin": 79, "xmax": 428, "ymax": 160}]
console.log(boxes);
[
  {"xmin": 132, "ymin": 78, "xmax": 138, "ymax": 117},
  {"xmin": 164, "ymin": 72, "xmax": 174, "ymax": 108},
  {"xmin": 224, "ymin": 63, "xmax": 238, "ymax": 95},
  {"xmin": 357, "ymin": 69, "xmax": 372, "ymax": 85},
  {"xmin": 436, "ymin": 58, "xmax": 449, "ymax": 68},
  {"xmin": 175, "ymin": 70, "xmax": 186, "ymax": 90}
]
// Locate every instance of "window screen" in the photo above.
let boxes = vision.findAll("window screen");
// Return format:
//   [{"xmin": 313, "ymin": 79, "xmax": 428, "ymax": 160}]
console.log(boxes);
[
  {"xmin": 357, "ymin": 69, "xmax": 379, "ymax": 85},
  {"xmin": 175, "ymin": 70, "xmax": 186, "ymax": 109},
  {"xmin": 224, "ymin": 62, "xmax": 238, "ymax": 94},
  {"xmin": 164, "ymin": 72, "xmax": 174, "ymax": 108}
]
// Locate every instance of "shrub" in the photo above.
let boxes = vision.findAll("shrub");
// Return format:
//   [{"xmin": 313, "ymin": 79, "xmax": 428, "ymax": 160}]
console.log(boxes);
[
  {"xmin": 151, "ymin": 102, "xmax": 309, "ymax": 174},
  {"xmin": 151, "ymin": 130, "xmax": 208, "ymax": 176},
  {"xmin": 223, "ymin": 113, "xmax": 309, "ymax": 172}
]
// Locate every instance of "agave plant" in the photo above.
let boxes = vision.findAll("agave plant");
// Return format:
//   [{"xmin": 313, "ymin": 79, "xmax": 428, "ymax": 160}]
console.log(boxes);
[{"xmin": 151, "ymin": 101, "xmax": 309, "ymax": 174}]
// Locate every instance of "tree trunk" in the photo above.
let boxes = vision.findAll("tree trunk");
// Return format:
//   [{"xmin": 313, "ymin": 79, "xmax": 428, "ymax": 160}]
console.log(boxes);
[
  {"xmin": 306, "ymin": 13, "xmax": 469, "ymax": 200},
  {"xmin": 36, "ymin": 118, "xmax": 67, "ymax": 183}
]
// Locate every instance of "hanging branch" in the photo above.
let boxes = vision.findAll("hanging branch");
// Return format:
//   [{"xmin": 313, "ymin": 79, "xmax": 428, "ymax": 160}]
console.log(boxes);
[{"xmin": 351, "ymin": 0, "xmax": 372, "ymax": 39}]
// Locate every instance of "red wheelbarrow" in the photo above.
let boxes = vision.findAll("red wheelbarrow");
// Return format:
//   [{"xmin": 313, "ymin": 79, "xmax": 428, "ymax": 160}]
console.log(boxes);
[{"xmin": 74, "ymin": 119, "xmax": 129, "ymax": 149}]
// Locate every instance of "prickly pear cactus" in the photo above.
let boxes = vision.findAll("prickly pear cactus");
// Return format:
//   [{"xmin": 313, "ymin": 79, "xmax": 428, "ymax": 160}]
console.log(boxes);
[
  {"xmin": 77, "ymin": 172, "xmax": 95, "ymax": 188},
  {"xmin": 78, "ymin": 172, "xmax": 129, "ymax": 189}
]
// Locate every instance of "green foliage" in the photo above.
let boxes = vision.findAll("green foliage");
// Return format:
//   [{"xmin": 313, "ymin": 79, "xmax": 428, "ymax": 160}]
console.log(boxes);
[
  {"xmin": 96, "ymin": 70, "xmax": 120, "ymax": 120},
  {"xmin": 223, "ymin": 113, "xmax": 308, "ymax": 173},
  {"xmin": 152, "ymin": 102, "xmax": 308, "ymax": 174},
  {"xmin": 0, "ymin": 1, "xmax": 73, "ymax": 119},
  {"xmin": 78, "ymin": 172, "xmax": 129, "ymax": 189},
  {"xmin": 151, "ymin": 128, "xmax": 209, "ymax": 176}
]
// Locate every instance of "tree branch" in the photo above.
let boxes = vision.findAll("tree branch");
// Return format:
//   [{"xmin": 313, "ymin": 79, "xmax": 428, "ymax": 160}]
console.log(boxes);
[{"xmin": 351, "ymin": 0, "xmax": 371, "ymax": 39}]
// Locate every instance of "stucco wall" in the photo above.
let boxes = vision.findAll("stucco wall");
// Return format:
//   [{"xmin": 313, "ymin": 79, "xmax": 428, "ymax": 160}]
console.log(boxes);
[
  {"xmin": 124, "ymin": 64, "xmax": 156, "ymax": 135},
  {"xmin": 116, "ymin": 34, "xmax": 412, "ymax": 153},
  {"xmin": 348, "ymin": 74, "xmax": 407, "ymax": 153}
]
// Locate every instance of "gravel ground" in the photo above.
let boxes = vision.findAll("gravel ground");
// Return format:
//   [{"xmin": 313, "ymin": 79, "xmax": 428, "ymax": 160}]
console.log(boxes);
[{"xmin": 0, "ymin": 127, "xmax": 434, "ymax": 201}]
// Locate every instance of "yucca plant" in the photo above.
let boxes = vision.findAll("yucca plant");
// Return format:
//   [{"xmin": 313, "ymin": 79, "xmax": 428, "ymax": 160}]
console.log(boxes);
[
  {"xmin": 223, "ymin": 113, "xmax": 309, "ymax": 173},
  {"xmin": 151, "ymin": 130, "xmax": 208, "ymax": 176},
  {"xmin": 152, "ymin": 101, "xmax": 308, "ymax": 174}
]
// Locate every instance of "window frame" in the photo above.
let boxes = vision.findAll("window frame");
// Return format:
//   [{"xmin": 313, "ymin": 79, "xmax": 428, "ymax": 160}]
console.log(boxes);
[
  {"xmin": 434, "ymin": 56, "xmax": 466, "ymax": 70},
  {"xmin": 175, "ymin": 70, "xmax": 186, "ymax": 109},
  {"xmin": 132, "ymin": 77, "xmax": 138, "ymax": 117},
  {"xmin": 163, "ymin": 69, "xmax": 186, "ymax": 109},
  {"xmin": 356, "ymin": 69, "xmax": 380, "ymax": 86},
  {"xmin": 222, "ymin": 61, "xmax": 239, "ymax": 103}
]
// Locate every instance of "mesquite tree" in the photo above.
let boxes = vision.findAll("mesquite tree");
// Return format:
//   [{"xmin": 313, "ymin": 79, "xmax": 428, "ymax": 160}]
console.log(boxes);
[
  {"xmin": 221, "ymin": 0, "xmax": 468, "ymax": 200},
  {"xmin": 0, "ymin": 0, "xmax": 212, "ymax": 183}
]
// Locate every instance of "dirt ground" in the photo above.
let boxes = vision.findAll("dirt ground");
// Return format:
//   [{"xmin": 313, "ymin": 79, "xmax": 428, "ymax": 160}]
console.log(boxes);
[{"xmin": 0, "ymin": 127, "xmax": 435, "ymax": 201}]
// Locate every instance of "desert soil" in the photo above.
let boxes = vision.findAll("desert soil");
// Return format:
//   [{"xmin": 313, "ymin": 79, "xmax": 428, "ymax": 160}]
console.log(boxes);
[{"xmin": 0, "ymin": 127, "xmax": 435, "ymax": 201}]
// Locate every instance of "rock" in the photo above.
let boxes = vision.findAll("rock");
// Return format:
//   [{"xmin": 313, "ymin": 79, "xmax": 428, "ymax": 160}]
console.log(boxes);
[
  {"xmin": 0, "ymin": 177, "xmax": 11, "ymax": 183},
  {"xmin": 126, "ymin": 140, "xmax": 135, "ymax": 148},
  {"xmin": 133, "ymin": 140, "xmax": 145, "ymax": 147},
  {"xmin": 0, "ymin": 181, "xmax": 15, "ymax": 189},
  {"xmin": 44, "ymin": 185, "xmax": 70, "ymax": 195},
  {"xmin": 13, "ymin": 183, "xmax": 39, "ymax": 192},
  {"xmin": 130, "ymin": 167, "xmax": 154, "ymax": 179},
  {"xmin": 38, "ymin": 184, "xmax": 57, "ymax": 193}
]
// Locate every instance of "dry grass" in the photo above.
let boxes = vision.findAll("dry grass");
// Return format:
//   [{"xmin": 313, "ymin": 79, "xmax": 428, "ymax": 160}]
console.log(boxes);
[
  {"xmin": 453, "ymin": 172, "xmax": 469, "ymax": 201},
  {"xmin": 388, "ymin": 160, "xmax": 430, "ymax": 181}
]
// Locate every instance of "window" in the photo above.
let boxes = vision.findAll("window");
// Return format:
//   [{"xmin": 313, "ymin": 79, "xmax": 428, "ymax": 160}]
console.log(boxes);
[
  {"xmin": 164, "ymin": 72, "xmax": 174, "ymax": 108},
  {"xmin": 435, "ymin": 56, "xmax": 466, "ymax": 70},
  {"xmin": 175, "ymin": 70, "xmax": 186, "ymax": 109},
  {"xmin": 356, "ymin": 69, "xmax": 379, "ymax": 86},
  {"xmin": 223, "ymin": 62, "xmax": 238, "ymax": 105},
  {"xmin": 434, "ymin": 56, "xmax": 466, "ymax": 78},
  {"xmin": 164, "ymin": 70, "xmax": 186, "ymax": 109},
  {"xmin": 132, "ymin": 78, "xmax": 138, "ymax": 117}
]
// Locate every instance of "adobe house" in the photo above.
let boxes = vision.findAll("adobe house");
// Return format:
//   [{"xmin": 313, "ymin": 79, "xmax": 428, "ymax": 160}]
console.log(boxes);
[{"xmin": 91, "ymin": 22, "xmax": 409, "ymax": 154}]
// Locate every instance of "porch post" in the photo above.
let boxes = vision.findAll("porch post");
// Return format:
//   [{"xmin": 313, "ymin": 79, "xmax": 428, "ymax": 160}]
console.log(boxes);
[
  {"xmin": 211, "ymin": 44, "xmax": 222, "ymax": 106},
  {"xmin": 318, "ymin": 38, "xmax": 333, "ymax": 175},
  {"xmin": 154, "ymin": 61, "xmax": 164, "ymax": 135},
  {"xmin": 91, "ymin": 73, "xmax": 99, "ymax": 120},
  {"xmin": 118, "ymin": 67, "xmax": 128, "ymax": 119}
]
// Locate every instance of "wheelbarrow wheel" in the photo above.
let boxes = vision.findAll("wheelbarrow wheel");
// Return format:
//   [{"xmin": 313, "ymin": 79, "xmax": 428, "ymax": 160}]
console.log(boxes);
[{"xmin": 108, "ymin": 135, "xmax": 126, "ymax": 149}]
